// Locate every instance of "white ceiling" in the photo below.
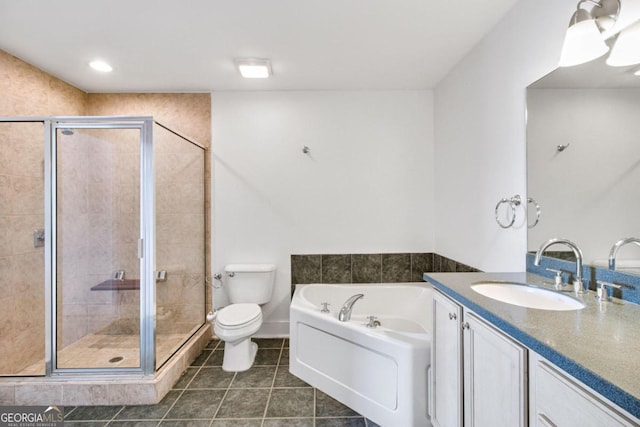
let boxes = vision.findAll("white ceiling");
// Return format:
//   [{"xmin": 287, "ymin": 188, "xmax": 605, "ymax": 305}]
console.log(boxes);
[{"xmin": 0, "ymin": 0, "xmax": 518, "ymax": 93}]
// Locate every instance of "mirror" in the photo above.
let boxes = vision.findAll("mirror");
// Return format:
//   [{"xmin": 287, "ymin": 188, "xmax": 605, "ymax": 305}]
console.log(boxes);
[{"xmin": 526, "ymin": 54, "xmax": 640, "ymax": 275}]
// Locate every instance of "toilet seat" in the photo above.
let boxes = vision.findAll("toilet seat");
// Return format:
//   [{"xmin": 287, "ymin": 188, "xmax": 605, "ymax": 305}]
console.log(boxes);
[{"xmin": 216, "ymin": 303, "xmax": 261, "ymax": 329}]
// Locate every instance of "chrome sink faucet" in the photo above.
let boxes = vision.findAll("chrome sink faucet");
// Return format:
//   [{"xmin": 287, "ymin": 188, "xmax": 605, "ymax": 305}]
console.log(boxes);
[
  {"xmin": 338, "ymin": 294, "xmax": 364, "ymax": 322},
  {"xmin": 608, "ymin": 237, "xmax": 640, "ymax": 270},
  {"xmin": 534, "ymin": 238, "xmax": 586, "ymax": 294}
]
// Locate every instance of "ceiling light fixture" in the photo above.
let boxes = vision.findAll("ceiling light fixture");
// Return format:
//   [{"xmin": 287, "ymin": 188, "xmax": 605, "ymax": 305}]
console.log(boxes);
[
  {"xmin": 606, "ymin": 19, "xmax": 640, "ymax": 66},
  {"xmin": 634, "ymin": 67, "xmax": 640, "ymax": 75},
  {"xmin": 559, "ymin": 0, "xmax": 621, "ymax": 67},
  {"xmin": 89, "ymin": 60, "xmax": 113, "ymax": 72},
  {"xmin": 235, "ymin": 58, "xmax": 272, "ymax": 79}
]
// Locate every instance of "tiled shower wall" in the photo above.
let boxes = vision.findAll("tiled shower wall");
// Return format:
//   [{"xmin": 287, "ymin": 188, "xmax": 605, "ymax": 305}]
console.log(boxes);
[
  {"xmin": 57, "ymin": 129, "xmax": 120, "ymax": 347},
  {"xmin": 0, "ymin": 49, "xmax": 88, "ymax": 374},
  {"xmin": 0, "ymin": 122, "xmax": 47, "ymax": 374},
  {"xmin": 154, "ymin": 125, "xmax": 206, "ymax": 335},
  {"xmin": 291, "ymin": 252, "xmax": 479, "ymax": 293},
  {"xmin": 87, "ymin": 93, "xmax": 212, "ymax": 321},
  {"xmin": 0, "ymin": 48, "xmax": 211, "ymax": 373}
]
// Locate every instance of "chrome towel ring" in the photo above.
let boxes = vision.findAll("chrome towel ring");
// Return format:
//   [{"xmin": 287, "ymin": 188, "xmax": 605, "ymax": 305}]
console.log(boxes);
[
  {"xmin": 527, "ymin": 197, "xmax": 541, "ymax": 229},
  {"xmin": 495, "ymin": 194, "xmax": 542, "ymax": 229},
  {"xmin": 495, "ymin": 195, "xmax": 521, "ymax": 229}
]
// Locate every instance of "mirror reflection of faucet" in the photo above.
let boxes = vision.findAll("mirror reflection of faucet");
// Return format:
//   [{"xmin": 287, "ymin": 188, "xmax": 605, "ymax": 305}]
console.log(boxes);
[
  {"xmin": 608, "ymin": 237, "xmax": 640, "ymax": 271},
  {"xmin": 596, "ymin": 280, "xmax": 622, "ymax": 302}
]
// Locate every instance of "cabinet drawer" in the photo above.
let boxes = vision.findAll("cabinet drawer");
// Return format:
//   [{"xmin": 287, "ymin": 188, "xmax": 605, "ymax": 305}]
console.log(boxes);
[{"xmin": 534, "ymin": 359, "xmax": 636, "ymax": 427}]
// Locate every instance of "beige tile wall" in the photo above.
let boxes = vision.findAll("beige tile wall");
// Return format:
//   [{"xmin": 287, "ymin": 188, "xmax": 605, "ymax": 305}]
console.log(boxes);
[
  {"xmin": 0, "ymin": 49, "xmax": 88, "ymax": 374},
  {"xmin": 0, "ymin": 50, "xmax": 87, "ymax": 117},
  {"xmin": 154, "ymin": 124, "xmax": 206, "ymax": 338},
  {"xmin": 55, "ymin": 128, "xmax": 142, "ymax": 349},
  {"xmin": 0, "ymin": 48, "xmax": 212, "ymax": 374},
  {"xmin": 88, "ymin": 93, "xmax": 211, "ymax": 333}
]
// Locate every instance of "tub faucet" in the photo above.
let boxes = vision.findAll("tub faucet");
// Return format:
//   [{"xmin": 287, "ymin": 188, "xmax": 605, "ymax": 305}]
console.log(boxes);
[
  {"xmin": 534, "ymin": 238, "xmax": 586, "ymax": 294},
  {"xmin": 338, "ymin": 294, "xmax": 364, "ymax": 322},
  {"xmin": 608, "ymin": 237, "xmax": 640, "ymax": 270}
]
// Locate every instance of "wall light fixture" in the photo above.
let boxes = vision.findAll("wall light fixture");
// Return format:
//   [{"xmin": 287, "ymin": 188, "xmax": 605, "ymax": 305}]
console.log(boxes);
[
  {"xmin": 607, "ymin": 19, "xmax": 640, "ymax": 66},
  {"xmin": 559, "ymin": 0, "xmax": 621, "ymax": 67}
]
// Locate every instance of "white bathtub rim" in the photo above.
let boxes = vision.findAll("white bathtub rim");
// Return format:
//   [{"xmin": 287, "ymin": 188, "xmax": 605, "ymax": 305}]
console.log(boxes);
[
  {"xmin": 289, "ymin": 283, "xmax": 433, "ymax": 426},
  {"xmin": 292, "ymin": 282, "xmax": 433, "ymax": 336}
]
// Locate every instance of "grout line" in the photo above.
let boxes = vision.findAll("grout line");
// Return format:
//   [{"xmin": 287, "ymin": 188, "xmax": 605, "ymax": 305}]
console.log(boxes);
[
  {"xmin": 410, "ymin": 253, "xmax": 413, "ymax": 280},
  {"xmin": 313, "ymin": 387, "xmax": 317, "ymax": 427},
  {"xmin": 211, "ymin": 370, "xmax": 237, "ymax": 421},
  {"xmin": 349, "ymin": 254, "xmax": 353, "ymax": 284},
  {"xmin": 64, "ymin": 407, "xmax": 77, "ymax": 418},
  {"xmin": 159, "ymin": 343, "xmax": 214, "ymax": 425},
  {"xmin": 103, "ymin": 406, "xmax": 125, "ymax": 426},
  {"xmin": 260, "ymin": 341, "xmax": 283, "ymax": 426}
]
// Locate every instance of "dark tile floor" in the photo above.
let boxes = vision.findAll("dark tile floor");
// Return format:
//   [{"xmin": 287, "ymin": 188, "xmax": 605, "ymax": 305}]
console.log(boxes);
[{"xmin": 64, "ymin": 339, "xmax": 380, "ymax": 427}]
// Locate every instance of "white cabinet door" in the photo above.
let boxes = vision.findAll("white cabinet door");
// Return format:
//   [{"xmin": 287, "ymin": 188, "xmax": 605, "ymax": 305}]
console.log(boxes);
[
  {"xmin": 463, "ymin": 311, "xmax": 527, "ymax": 427},
  {"xmin": 432, "ymin": 290, "xmax": 463, "ymax": 427},
  {"xmin": 530, "ymin": 353, "xmax": 639, "ymax": 427}
]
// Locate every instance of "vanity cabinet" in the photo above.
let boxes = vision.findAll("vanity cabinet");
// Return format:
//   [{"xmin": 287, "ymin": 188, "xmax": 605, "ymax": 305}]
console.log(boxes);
[
  {"xmin": 529, "ymin": 352, "xmax": 638, "ymax": 427},
  {"xmin": 432, "ymin": 290, "xmax": 463, "ymax": 427},
  {"xmin": 432, "ymin": 289, "xmax": 527, "ymax": 427}
]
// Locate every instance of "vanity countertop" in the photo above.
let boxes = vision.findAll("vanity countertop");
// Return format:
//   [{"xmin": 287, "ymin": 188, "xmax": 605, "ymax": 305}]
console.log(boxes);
[{"xmin": 423, "ymin": 271, "xmax": 640, "ymax": 419}]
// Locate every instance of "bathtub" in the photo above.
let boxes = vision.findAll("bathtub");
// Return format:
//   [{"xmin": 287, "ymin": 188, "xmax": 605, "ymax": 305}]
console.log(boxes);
[{"xmin": 289, "ymin": 283, "xmax": 433, "ymax": 427}]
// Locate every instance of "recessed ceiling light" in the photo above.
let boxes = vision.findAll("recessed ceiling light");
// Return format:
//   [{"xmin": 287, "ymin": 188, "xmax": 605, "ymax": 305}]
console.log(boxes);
[
  {"xmin": 235, "ymin": 58, "xmax": 272, "ymax": 79},
  {"xmin": 89, "ymin": 60, "xmax": 113, "ymax": 72}
]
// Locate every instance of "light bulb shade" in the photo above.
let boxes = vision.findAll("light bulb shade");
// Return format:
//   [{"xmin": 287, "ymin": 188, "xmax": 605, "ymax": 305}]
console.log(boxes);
[
  {"xmin": 559, "ymin": 19, "xmax": 610, "ymax": 67},
  {"xmin": 606, "ymin": 20, "xmax": 640, "ymax": 66}
]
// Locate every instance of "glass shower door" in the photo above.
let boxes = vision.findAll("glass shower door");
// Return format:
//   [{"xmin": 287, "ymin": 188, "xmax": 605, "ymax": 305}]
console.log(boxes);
[
  {"xmin": 154, "ymin": 122, "xmax": 206, "ymax": 369},
  {"xmin": 54, "ymin": 125, "xmax": 143, "ymax": 370}
]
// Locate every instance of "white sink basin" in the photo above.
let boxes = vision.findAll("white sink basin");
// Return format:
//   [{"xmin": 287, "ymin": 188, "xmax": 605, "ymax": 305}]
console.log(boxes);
[{"xmin": 471, "ymin": 281, "xmax": 586, "ymax": 311}]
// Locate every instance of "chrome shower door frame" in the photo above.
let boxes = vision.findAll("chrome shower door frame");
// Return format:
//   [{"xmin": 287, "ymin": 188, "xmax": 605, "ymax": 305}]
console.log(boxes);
[{"xmin": 48, "ymin": 116, "xmax": 156, "ymax": 376}]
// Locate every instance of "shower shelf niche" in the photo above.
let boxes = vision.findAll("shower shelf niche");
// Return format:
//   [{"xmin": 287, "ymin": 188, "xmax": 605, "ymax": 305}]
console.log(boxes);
[{"xmin": 91, "ymin": 279, "xmax": 140, "ymax": 291}]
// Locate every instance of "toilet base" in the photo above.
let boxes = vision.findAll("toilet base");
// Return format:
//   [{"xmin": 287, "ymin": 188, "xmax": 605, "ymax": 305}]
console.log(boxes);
[{"xmin": 221, "ymin": 339, "xmax": 258, "ymax": 372}]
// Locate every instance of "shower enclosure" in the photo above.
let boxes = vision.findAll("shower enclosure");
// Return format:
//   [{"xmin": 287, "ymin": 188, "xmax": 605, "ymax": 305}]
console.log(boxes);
[{"xmin": 0, "ymin": 116, "xmax": 206, "ymax": 378}]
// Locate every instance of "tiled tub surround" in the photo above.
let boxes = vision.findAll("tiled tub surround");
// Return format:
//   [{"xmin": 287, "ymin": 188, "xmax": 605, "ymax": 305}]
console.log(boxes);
[
  {"xmin": 291, "ymin": 252, "xmax": 478, "ymax": 293},
  {"xmin": 423, "ymin": 271, "xmax": 640, "ymax": 420}
]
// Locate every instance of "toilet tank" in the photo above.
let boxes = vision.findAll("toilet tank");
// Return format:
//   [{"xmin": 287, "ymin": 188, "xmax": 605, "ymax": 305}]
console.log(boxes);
[{"xmin": 225, "ymin": 264, "xmax": 276, "ymax": 304}]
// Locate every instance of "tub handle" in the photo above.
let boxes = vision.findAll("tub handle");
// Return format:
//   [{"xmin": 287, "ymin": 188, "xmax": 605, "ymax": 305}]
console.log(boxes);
[
  {"xmin": 366, "ymin": 316, "xmax": 381, "ymax": 328},
  {"xmin": 320, "ymin": 302, "xmax": 330, "ymax": 313},
  {"xmin": 448, "ymin": 312, "xmax": 457, "ymax": 320}
]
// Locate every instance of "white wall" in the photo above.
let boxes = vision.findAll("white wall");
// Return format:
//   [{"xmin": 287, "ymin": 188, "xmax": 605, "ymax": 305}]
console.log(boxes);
[
  {"xmin": 433, "ymin": 0, "xmax": 576, "ymax": 272},
  {"xmin": 528, "ymin": 88, "xmax": 640, "ymax": 266},
  {"xmin": 211, "ymin": 91, "xmax": 434, "ymax": 334}
]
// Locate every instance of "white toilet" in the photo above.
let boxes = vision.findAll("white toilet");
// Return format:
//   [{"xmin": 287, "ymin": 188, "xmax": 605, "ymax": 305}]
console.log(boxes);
[{"xmin": 212, "ymin": 263, "xmax": 276, "ymax": 372}]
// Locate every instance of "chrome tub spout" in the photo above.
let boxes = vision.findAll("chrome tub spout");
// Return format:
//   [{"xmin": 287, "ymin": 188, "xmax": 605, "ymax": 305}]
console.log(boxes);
[{"xmin": 338, "ymin": 294, "xmax": 364, "ymax": 321}]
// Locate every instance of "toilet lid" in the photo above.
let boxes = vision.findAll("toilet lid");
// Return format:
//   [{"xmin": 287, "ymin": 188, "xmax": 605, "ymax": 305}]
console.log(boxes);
[{"xmin": 217, "ymin": 303, "xmax": 261, "ymax": 327}]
